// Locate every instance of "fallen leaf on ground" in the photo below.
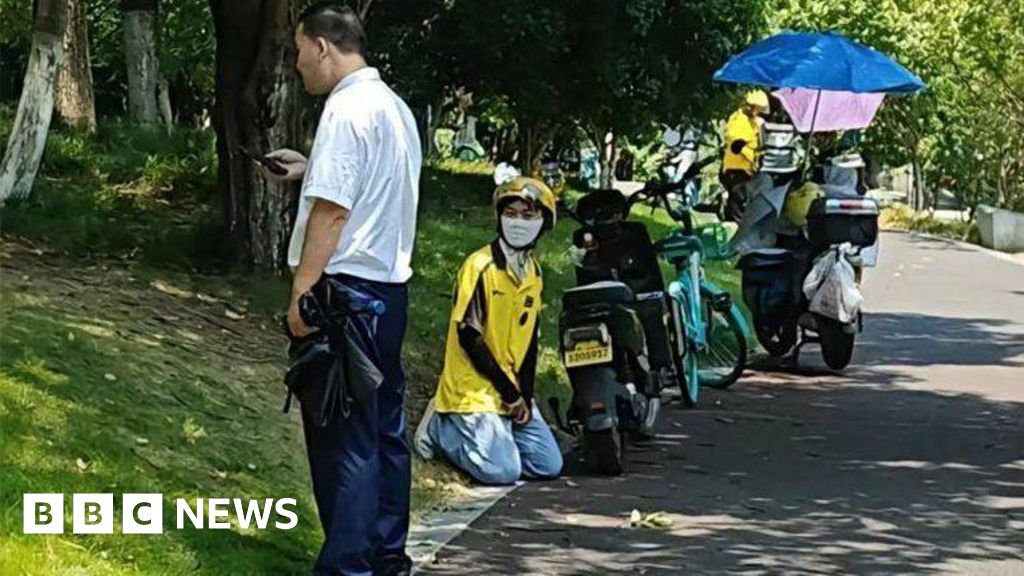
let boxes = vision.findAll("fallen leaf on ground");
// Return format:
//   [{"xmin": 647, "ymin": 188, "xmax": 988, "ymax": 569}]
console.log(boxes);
[
  {"xmin": 150, "ymin": 280, "xmax": 194, "ymax": 299},
  {"xmin": 629, "ymin": 509, "xmax": 673, "ymax": 529}
]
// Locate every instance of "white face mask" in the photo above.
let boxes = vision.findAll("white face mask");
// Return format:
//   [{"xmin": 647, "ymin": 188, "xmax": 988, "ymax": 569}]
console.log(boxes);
[{"xmin": 500, "ymin": 216, "xmax": 544, "ymax": 249}]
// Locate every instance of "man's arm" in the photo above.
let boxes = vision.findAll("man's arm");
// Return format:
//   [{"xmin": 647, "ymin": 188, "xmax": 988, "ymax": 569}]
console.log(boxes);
[{"xmin": 288, "ymin": 199, "xmax": 350, "ymax": 336}]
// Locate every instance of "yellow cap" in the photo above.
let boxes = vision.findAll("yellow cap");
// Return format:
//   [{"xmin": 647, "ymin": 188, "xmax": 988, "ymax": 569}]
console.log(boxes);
[{"xmin": 745, "ymin": 90, "xmax": 770, "ymax": 111}]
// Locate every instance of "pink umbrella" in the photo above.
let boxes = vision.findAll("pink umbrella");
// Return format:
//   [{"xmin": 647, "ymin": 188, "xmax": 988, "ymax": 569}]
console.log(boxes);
[{"xmin": 773, "ymin": 88, "xmax": 885, "ymax": 133}]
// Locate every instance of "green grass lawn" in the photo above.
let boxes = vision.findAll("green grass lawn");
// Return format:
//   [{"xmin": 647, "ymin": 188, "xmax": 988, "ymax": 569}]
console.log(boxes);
[{"xmin": 0, "ymin": 122, "xmax": 742, "ymax": 574}]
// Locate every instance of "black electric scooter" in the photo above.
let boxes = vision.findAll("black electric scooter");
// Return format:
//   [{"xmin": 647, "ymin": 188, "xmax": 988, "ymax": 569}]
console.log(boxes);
[{"xmin": 555, "ymin": 170, "xmax": 706, "ymax": 475}]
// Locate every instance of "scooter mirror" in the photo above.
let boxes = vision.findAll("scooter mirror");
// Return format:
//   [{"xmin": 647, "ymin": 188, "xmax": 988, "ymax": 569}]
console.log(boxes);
[{"xmin": 662, "ymin": 127, "xmax": 682, "ymax": 148}]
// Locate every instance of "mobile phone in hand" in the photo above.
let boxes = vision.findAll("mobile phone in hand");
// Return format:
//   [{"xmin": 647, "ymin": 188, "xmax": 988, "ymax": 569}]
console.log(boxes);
[{"xmin": 238, "ymin": 146, "xmax": 288, "ymax": 176}]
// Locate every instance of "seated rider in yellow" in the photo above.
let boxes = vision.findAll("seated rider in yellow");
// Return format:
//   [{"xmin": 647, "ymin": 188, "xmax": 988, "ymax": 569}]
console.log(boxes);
[
  {"xmin": 414, "ymin": 176, "xmax": 563, "ymax": 485},
  {"xmin": 721, "ymin": 90, "xmax": 769, "ymax": 221}
]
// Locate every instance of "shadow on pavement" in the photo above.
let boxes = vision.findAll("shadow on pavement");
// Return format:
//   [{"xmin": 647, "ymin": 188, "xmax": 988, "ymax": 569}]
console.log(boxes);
[
  {"xmin": 419, "ymin": 310, "xmax": 1024, "ymax": 575},
  {"xmin": 856, "ymin": 313, "xmax": 1024, "ymax": 369}
]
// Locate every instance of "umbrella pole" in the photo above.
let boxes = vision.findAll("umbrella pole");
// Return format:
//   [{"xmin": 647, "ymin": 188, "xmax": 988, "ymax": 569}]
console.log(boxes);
[{"xmin": 804, "ymin": 89, "xmax": 822, "ymax": 175}]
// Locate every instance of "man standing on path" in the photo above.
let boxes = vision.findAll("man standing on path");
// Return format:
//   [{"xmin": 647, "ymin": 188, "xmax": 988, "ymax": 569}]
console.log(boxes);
[{"xmin": 262, "ymin": 3, "xmax": 422, "ymax": 575}]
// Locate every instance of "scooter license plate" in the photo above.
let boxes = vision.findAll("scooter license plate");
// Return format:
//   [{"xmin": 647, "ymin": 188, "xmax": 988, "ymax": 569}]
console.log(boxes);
[{"xmin": 564, "ymin": 344, "xmax": 613, "ymax": 367}]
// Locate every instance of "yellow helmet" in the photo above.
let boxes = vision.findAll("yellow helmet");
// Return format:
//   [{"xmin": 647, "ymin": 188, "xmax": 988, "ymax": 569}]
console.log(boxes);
[
  {"xmin": 745, "ymin": 90, "xmax": 770, "ymax": 111},
  {"xmin": 782, "ymin": 182, "xmax": 824, "ymax": 227},
  {"xmin": 494, "ymin": 176, "xmax": 557, "ymax": 230}
]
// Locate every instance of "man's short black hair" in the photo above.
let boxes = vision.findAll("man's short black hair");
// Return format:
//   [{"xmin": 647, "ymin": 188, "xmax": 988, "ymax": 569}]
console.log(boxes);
[{"xmin": 299, "ymin": 2, "xmax": 366, "ymax": 56}]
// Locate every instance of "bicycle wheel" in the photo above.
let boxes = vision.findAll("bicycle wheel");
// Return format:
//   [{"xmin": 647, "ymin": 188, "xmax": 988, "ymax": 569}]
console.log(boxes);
[
  {"xmin": 697, "ymin": 300, "xmax": 748, "ymax": 389},
  {"xmin": 669, "ymin": 291, "xmax": 700, "ymax": 408}
]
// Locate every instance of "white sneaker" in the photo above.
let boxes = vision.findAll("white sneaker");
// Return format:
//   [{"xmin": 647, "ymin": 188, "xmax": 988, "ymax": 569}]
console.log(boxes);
[{"xmin": 413, "ymin": 397, "xmax": 437, "ymax": 460}]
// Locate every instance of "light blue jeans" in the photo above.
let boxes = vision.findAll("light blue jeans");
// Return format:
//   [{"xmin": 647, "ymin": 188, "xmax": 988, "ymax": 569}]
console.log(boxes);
[{"xmin": 427, "ymin": 406, "xmax": 563, "ymax": 485}]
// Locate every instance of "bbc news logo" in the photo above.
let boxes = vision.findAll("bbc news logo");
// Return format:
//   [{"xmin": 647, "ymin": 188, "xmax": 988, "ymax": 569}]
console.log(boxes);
[{"xmin": 23, "ymin": 494, "xmax": 298, "ymax": 534}]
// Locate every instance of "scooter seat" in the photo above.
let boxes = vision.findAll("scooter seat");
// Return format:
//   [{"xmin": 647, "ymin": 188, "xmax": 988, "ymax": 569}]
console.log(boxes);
[{"xmin": 562, "ymin": 281, "xmax": 635, "ymax": 309}]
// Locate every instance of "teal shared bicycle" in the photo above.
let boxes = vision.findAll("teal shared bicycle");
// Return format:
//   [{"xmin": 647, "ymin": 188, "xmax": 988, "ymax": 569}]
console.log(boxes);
[{"xmin": 650, "ymin": 155, "xmax": 750, "ymax": 405}]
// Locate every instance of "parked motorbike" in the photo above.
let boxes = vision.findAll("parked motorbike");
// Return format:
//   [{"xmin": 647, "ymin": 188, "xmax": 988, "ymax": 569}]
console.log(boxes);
[
  {"xmin": 557, "ymin": 151, "xmax": 747, "ymax": 475},
  {"xmin": 737, "ymin": 156, "xmax": 879, "ymax": 370},
  {"xmin": 662, "ymin": 126, "xmax": 728, "ymax": 217}
]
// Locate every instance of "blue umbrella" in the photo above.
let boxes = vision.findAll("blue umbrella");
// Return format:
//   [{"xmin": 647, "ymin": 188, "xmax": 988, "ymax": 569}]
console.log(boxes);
[{"xmin": 713, "ymin": 31, "xmax": 925, "ymax": 94}]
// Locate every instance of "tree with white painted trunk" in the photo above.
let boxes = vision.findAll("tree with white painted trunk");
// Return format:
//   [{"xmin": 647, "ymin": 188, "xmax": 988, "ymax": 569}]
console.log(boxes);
[
  {"xmin": 122, "ymin": 0, "xmax": 162, "ymax": 127},
  {"xmin": 55, "ymin": 0, "xmax": 96, "ymax": 132},
  {"xmin": 0, "ymin": 0, "xmax": 68, "ymax": 203}
]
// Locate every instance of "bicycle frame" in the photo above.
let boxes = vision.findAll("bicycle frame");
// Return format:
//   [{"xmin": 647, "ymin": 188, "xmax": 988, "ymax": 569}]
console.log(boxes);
[
  {"xmin": 667, "ymin": 250, "xmax": 706, "ymax": 352},
  {"xmin": 657, "ymin": 187, "xmax": 750, "ymax": 389}
]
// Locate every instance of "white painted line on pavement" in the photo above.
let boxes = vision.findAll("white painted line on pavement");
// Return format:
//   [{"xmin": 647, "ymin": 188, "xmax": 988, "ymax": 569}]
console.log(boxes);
[{"xmin": 408, "ymin": 482, "xmax": 520, "ymax": 574}]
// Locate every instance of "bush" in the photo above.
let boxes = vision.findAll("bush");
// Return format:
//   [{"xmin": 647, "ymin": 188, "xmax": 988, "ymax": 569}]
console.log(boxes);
[
  {"xmin": 881, "ymin": 203, "xmax": 979, "ymax": 243},
  {"xmin": 1, "ymin": 114, "xmax": 221, "ymax": 266}
]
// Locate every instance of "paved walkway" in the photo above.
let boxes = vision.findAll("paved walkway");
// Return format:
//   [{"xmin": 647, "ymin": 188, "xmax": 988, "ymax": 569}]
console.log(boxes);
[{"xmin": 417, "ymin": 232, "xmax": 1024, "ymax": 575}]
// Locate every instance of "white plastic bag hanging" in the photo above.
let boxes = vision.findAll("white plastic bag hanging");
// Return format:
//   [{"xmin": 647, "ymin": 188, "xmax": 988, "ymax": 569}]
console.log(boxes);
[{"xmin": 803, "ymin": 243, "xmax": 863, "ymax": 323}]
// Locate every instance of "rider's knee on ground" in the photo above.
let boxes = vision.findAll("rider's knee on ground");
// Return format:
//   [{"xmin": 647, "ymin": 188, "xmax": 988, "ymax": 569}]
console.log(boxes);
[
  {"xmin": 521, "ymin": 449, "xmax": 563, "ymax": 480},
  {"xmin": 464, "ymin": 451, "xmax": 522, "ymax": 485}
]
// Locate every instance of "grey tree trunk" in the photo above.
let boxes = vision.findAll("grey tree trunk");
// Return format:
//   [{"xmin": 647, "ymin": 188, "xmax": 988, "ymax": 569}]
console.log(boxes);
[
  {"xmin": 209, "ymin": 0, "xmax": 303, "ymax": 272},
  {"xmin": 910, "ymin": 156, "xmax": 925, "ymax": 212},
  {"xmin": 600, "ymin": 133, "xmax": 616, "ymax": 190},
  {"xmin": 122, "ymin": 0, "xmax": 160, "ymax": 126},
  {"xmin": 157, "ymin": 74, "xmax": 173, "ymax": 133},
  {"xmin": 518, "ymin": 123, "xmax": 554, "ymax": 176},
  {"xmin": 55, "ymin": 0, "xmax": 96, "ymax": 132},
  {"xmin": 0, "ymin": 0, "xmax": 68, "ymax": 203}
]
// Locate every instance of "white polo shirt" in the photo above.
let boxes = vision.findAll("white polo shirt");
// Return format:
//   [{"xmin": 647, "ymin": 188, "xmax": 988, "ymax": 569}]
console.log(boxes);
[{"xmin": 287, "ymin": 67, "xmax": 422, "ymax": 283}]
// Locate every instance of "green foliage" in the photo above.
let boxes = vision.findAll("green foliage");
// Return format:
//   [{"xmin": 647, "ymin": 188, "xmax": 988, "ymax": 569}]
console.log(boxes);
[
  {"xmin": 1, "ymin": 116, "xmax": 221, "ymax": 267},
  {"xmin": 622, "ymin": 137, "xmax": 669, "ymax": 183},
  {"xmin": 434, "ymin": 0, "xmax": 572, "ymax": 142},
  {"xmin": 159, "ymin": 0, "xmax": 217, "ymax": 120},
  {"xmin": 359, "ymin": 0, "xmax": 449, "ymax": 111},
  {"xmin": 432, "ymin": 0, "xmax": 768, "ymax": 167},
  {"xmin": 0, "ymin": 0, "xmax": 31, "ymax": 49},
  {"xmin": 570, "ymin": 0, "xmax": 768, "ymax": 141},
  {"xmin": 881, "ymin": 203, "xmax": 979, "ymax": 243},
  {"xmin": 772, "ymin": 0, "xmax": 1024, "ymax": 213},
  {"xmin": 0, "ymin": 0, "xmax": 217, "ymax": 119}
]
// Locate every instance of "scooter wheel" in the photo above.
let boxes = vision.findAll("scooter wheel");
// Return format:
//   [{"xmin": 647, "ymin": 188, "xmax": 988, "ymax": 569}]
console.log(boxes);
[
  {"xmin": 755, "ymin": 322, "xmax": 797, "ymax": 357},
  {"xmin": 584, "ymin": 427, "xmax": 624, "ymax": 476},
  {"xmin": 816, "ymin": 314, "xmax": 855, "ymax": 370}
]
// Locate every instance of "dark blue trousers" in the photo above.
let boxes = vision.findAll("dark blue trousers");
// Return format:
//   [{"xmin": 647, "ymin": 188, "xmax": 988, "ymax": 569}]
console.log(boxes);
[{"xmin": 301, "ymin": 275, "xmax": 410, "ymax": 576}]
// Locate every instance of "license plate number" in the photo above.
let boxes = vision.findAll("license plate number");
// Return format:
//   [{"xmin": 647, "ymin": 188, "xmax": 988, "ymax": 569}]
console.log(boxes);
[{"xmin": 565, "ymin": 345, "xmax": 613, "ymax": 368}]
